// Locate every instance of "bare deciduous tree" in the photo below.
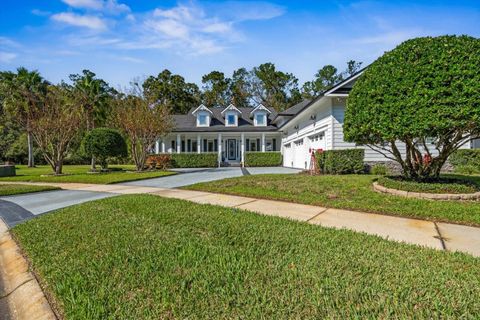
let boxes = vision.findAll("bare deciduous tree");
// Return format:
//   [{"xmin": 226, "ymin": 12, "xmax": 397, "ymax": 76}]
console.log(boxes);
[
  {"xmin": 113, "ymin": 85, "xmax": 172, "ymax": 171},
  {"xmin": 30, "ymin": 85, "xmax": 85, "ymax": 175}
]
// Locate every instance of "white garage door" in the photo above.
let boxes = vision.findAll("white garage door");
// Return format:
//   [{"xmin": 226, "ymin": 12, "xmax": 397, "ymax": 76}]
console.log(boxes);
[
  {"xmin": 283, "ymin": 143, "xmax": 293, "ymax": 167},
  {"xmin": 293, "ymin": 138, "xmax": 307, "ymax": 169}
]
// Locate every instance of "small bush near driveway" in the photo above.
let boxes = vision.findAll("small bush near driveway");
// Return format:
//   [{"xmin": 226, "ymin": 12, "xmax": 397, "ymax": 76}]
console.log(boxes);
[{"xmin": 245, "ymin": 152, "xmax": 282, "ymax": 167}]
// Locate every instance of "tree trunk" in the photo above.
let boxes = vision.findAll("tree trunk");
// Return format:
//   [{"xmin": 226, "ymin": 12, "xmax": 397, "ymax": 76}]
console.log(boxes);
[
  {"xmin": 27, "ymin": 131, "xmax": 35, "ymax": 167},
  {"xmin": 91, "ymin": 156, "xmax": 96, "ymax": 171},
  {"xmin": 55, "ymin": 161, "xmax": 63, "ymax": 175}
]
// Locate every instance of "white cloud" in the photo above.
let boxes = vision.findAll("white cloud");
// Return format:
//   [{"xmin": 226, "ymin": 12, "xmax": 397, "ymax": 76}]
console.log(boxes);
[
  {"xmin": 117, "ymin": 56, "xmax": 144, "ymax": 63},
  {"xmin": 0, "ymin": 37, "xmax": 21, "ymax": 48},
  {"xmin": 62, "ymin": 0, "xmax": 130, "ymax": 15},
  {"xmin": 31, "ymin": 9, "xmax": 52, "ymax": 16},
  {"xmin": 0, "ymin": 51, "xmax": 17, "ymax": 63},
  {"xmin": 62, "ymin": 0, "xmax": 102, "ymax": 10},
  {"xmin": 51, "ymin": 12, "xmax": 107, "ymax": 30}
]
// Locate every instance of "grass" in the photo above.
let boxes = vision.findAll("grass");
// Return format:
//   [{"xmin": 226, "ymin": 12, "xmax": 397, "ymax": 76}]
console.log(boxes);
[
  {"xmin": 185, "ymin": 174, "xmax": 480, "ymax": 226},
  {"xmin": 377, "ymin": 175, "xmax": 480, "ymax": 194},
  {"xmin": 0, "ymin": 184, "xmax": 59, "ymax": 196},
  {"xmin": 0, "ymin": 165, "xmax": 176, "ymax": 184},
  {"xmin": 12, "ymin": 195, "xmax": 480, "ymax": 319}
]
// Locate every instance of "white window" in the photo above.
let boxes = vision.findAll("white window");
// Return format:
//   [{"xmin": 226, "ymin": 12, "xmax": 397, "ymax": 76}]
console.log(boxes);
[
  {"xmin": 255, "ymin": 113, "xmax": 266, "ymax": 126},
  {"xmin": 198, "ymin": 114, "xmax": 207, "ymax": 125},
  {"xmin": 294, "ymin": 139, "xmax": 304, "ymax": 146},
  {"xmin": 227, "ymin": 114, "xmax": 236, "ymax": 125}
]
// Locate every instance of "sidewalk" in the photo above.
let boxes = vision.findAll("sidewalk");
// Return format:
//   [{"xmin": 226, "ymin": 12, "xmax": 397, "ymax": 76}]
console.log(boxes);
[{"xmin": 2, "ymin": 181, "xmax": 480, "ymax": 257}]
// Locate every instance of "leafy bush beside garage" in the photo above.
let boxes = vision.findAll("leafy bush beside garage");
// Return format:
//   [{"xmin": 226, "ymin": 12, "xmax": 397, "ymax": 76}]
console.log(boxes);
[
  {"xmin": 245, "ymin": 152, "xmax": 282, "ymax": 167},
  {"xmin": 316, "ymin": 149, "xmax": 365, "ymax": 174}
]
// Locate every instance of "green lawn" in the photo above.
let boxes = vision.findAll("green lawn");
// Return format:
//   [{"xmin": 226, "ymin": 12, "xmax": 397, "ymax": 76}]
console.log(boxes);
[
  {"xmin": 0, "ymin": 165, "xmax": 175, "ymax": 184},
  {"xmin": 185, "ymin": 174, "xmax": 480, "ymax": 226},
  {"xmin": 0, "ymin": 184, "xmax": 59, "ymax": 196},
  {"xmin": 13, "ymin": 195, "xmax": 480, "ymax": 319}
]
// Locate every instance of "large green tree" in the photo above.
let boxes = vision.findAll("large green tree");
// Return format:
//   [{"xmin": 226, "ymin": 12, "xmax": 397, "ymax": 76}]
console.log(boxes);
[
  {"xmin": 69, "ymin": 69, "xmax": 113, "ymax": 170},
  {"xmin": 143, "ymin": 70, "xmax": 201, "ymax": 114},
  {"xmin": 302, "ymin": 60, "xmax": 363, "ymax": 99},
  {"xmin": 251, "ymin": 63, "xmax": 301, "ymax": 112},
  {"xmin": 1, "ymin": 68, "xmax": 48, "ymax": 167},
  {"xmin": 230, "ymin": 68, "xmax": 252, "ymax": 108},
  {"xmin": 344, "ymin": 35, "xmax": 480, "ymax": 180},
  {"xmin": 202, "ymin": 71, "xmax": 231, "ymax": 107}
]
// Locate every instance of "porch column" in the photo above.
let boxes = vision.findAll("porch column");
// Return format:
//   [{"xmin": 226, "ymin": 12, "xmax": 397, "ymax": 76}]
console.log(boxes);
[
  {"xmin": 161, "ymin": 140, "xmax": 166, "ymax": 153},
  {"xmin": 241, "ymin": 133, "xmax": 245, "ymax": 166},
  {"xmin": 155, "ymin": 140, "xmax": 160, "ymax": 154},
  {"xmin": 217, "ymin": 133, "xmax": 222, "ymax": 167},
  {"xmin": 261, "ymin": 133, "xmax": 266, "ymax": 152},
  {"xmin": 197, "ymin": 135, "xmax": 201, "ymax": 154},
  {"xmin": 176, "ymin": 134, "xmax": 181, "ymax": 153}
]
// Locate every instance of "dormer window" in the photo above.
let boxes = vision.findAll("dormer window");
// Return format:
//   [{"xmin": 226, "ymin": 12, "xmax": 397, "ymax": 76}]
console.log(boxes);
[
  {"xmin": 198, "ymin": 114, "xmax": 208, "ymax": 126},
  {"xmin": 255, "ymin": 113, "xmax": 266, "ymax": 126},
  {"xmin": 221, "ymin": 104, "xmax": 242, "ymax": 127},
  {"xmin": 227, "ymin": 114, "xmax": 236, "ymax": 126},
  {"xmin": 250, "ymin": 104, "xmax": 271, "ymax": 127},
  {"xmin": 192, "ymin": 104, "xmax": 212, "ymax": 127}
]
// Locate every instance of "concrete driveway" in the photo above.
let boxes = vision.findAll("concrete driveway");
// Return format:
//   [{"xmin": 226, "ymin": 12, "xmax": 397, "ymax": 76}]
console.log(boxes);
[
  {"xmin": 123, "ymin": 166, "xmax": 301, "ymax": 188},
  {"xmin": 0, "ymin": 167, "xmax": 301, "ymax": 226}
]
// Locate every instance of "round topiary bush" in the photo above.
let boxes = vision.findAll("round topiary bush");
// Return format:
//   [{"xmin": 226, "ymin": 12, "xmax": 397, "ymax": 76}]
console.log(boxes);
[
  {"xmin": 83, "ymin": 128, "xmax": 128, "ymax": 171},
  {"xmin": 344, "ymin": 35, "xmax": 480, "ymax": 181}
]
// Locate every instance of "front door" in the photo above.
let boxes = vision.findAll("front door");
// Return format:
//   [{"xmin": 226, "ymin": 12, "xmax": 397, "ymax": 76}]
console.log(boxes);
[{"xmin": 227, "ymin": 139, "xmax": 236, "ymax": 160}]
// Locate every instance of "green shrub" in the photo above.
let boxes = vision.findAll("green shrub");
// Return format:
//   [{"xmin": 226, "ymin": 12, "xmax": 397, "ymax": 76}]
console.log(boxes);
[
  {"xmin": 245, "ymin": 152, "xmax": 282, "ymax": 167},
  {"xmin": 454, "ymin": 165, "xmax": 480, "ymax": 175},
  {"xmin": 170, "ymin": 153, "xmax": 218, "ymax": 168},
  {"xmin": 83, "ymin": 128, "xmax": 128, "ymax": 170},
  {"xmin": 371, "ymin": 164, "xmax": 388, "ymax": 176},
  {"xmin": 344, "ymin": 35, "xmax": 480, "ymax": 180},
  {"xmin": 0, "ymin": 165, "xmax": 16, "ymax": 177},
  {"xmin": 450, "ymin": 150, "xmax": 480, "ymax": 174},
  {"xmin": 377, "ymin": 176, "xmax": 479, "ymax": 194},
  {"xmin": 316, "ymin": 149, "xmax": 365, "ymax": 174}
]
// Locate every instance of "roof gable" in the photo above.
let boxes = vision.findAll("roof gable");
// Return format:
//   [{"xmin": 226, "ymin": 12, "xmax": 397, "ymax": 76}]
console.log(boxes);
[
  {"xmin": 220, "ymin": 104, "xmax": 242, "ymax": 116},
  {"xmin": 250, "ymin": 104, "xmax": 271, "ymax": 117},
  {"xmin": 192, "ymin": 104, "xmax": 213, "ymax": 115}
]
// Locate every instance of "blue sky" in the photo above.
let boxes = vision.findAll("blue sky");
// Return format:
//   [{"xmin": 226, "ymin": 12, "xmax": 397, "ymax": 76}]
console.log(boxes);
[{"xmin": 1, "ymin": 0, "xmax": 479, "ymax": 88}]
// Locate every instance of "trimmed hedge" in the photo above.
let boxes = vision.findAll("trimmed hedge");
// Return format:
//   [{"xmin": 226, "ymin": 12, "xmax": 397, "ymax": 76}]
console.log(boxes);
[
  {"xmin": 171, "ymin": 153, "xmax": 218, "ymax": 168},
  {"xmin": 245, "ymin": 152, "xmax": 282, "ymax": 167},
  {"xmin": 0, "ymin": 165, "xmax": 16, "ymax": 177},
  {"xmin": 450, "ymin": 150, "xmax": 480, "ymax": 174},
  {"xmin": 316, "ymin": 149, "xmax": 365, "ymax": 174}
]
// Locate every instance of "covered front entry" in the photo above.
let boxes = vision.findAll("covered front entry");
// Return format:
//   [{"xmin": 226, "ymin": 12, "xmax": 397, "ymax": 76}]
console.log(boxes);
[
  {"xmin": 227, "ymin": 139, "xmax": 239, "ymax": 161},
  {"xmin": 156, "ymin": 132, "xmax": 281, "ymax": 167}
]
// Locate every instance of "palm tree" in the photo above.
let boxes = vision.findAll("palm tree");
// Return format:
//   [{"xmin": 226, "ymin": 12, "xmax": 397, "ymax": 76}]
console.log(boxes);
[
  {"xmin": 1, "ymin": 67, "xmax": 48, "ymax": 167},
  {"xmin": 70, "ymin": 70, "xmax": 112, "ymax": 170}
]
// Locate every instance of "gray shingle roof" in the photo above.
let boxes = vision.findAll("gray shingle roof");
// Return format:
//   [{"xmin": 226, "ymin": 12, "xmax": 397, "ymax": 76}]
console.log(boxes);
[{"xmin": 172, "ymin": 106, "xmax": 280, "ymax": 132}]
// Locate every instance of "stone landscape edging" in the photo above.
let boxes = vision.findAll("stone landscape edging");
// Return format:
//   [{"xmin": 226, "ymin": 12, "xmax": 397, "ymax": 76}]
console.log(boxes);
[{"xmin": 373, "ymin": 181, "xmax": 480, "ymax": 200}]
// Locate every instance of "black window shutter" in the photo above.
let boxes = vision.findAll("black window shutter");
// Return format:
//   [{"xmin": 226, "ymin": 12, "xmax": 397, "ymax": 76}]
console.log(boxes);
[
  {"xmin": 214, "ymin": 139, "xmax": 218, "ymax": 152},
  {"xmin": 246, "ymin": 139, "xmax": 250, "ymax": 151},
  {"xmin": 181, "ymin": 140, "xmax": 185, "ymax": 152},
  {"xmin": 171, "ymin": 140, "xmax": 175, "ymax": 150},
  {"xmin": 187, "ymin": 139, "xmax": 191, "ymax": 152},
  {"xmin": 203, "ymin": 139, "xmax": 208, "ymax": 152},
  {"xmin": 257, "ymin": 139, "xmax": 260, "ymax": 151},
  {"xmin": 273, "ymin": 139, "xmax": 276, "ymax": 151}
]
